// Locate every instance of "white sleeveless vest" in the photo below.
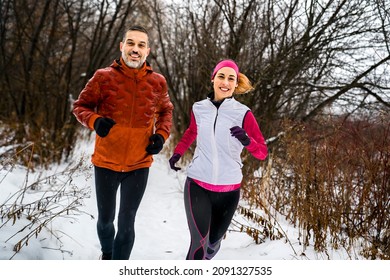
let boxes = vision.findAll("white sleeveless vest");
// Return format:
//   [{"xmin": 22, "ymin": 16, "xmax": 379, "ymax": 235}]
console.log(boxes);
[{"xmin": 187, "ymin": 97, "xmax": 250, "ymax": 185}]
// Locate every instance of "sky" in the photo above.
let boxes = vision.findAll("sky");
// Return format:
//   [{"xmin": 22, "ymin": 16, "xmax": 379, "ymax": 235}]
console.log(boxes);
[{"xmin": 0, "ymin": 135, "xmax": 388, "ymax": 279}]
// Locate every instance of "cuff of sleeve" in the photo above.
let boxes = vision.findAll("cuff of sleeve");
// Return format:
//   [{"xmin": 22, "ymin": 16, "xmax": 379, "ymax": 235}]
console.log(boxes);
[
  {"xmin": 245, "ymin": 137, "xmax": 256, "ymax": 149},
  {"xmin": 155, "ymin": 130, "xmax": 169, "ymax": 142},
  {"xmin": 88, "ymin": 114, "xmax": 101, "ymax": 130}
]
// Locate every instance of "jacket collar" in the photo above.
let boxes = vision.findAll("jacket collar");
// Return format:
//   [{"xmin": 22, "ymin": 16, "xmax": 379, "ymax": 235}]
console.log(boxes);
[{"xmin": 111, "ymin": 58, "xmax": 153, "ymax": 78}]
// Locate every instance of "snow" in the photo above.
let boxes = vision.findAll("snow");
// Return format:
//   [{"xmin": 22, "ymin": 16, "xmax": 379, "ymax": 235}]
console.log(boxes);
[{"xmin": 0, "ymin": 135, "xmax": 388, "ymax": 279}]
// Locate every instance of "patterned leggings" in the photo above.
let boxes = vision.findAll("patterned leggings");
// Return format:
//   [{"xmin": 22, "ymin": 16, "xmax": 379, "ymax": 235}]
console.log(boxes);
[{"xmin": 184, "ymin": 177, "xmax": 240, "ymax": 260}]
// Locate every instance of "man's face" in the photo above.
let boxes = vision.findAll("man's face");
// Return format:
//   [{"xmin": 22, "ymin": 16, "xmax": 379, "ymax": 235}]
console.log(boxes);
[{"xmin": 120, "ymin": 30, "xmax": 150, "ymax": 69}]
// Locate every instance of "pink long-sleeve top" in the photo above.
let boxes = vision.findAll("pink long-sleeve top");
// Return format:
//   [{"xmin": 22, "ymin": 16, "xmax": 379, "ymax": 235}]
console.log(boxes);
[{"xmin": 173, "ymin": 99, "xmax": 267, "ymax": 192}]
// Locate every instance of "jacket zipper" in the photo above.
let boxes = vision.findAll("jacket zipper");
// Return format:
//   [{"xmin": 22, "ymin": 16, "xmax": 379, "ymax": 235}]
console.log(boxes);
[{"xmin": 124, "ymin": 75, "xmax": 138, "ymax": 172}]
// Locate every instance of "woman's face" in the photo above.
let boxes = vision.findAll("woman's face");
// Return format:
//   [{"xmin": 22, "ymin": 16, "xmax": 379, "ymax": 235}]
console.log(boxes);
[{"xmin": 212, "ymin": 67, "xmax": 238, "ymax": 101}]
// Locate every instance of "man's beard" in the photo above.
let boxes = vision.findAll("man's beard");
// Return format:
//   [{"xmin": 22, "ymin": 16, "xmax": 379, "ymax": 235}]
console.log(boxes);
[{"xmin": 122, "ymin": 52, "xmax": 145, "ymax": 69}]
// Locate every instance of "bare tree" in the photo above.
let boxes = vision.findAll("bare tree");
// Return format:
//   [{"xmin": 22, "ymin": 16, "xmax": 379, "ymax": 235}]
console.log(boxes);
[
  {"xmin": 1, "ymin": 0, "xmax": 389, "ymax": 162},
  {"xmin": 0, "ymin": 0, "xmax": 143, "ymax": 164},
  {"xmin": 142, "ymin": 0, "xmax": 389, "ymax": 142}
]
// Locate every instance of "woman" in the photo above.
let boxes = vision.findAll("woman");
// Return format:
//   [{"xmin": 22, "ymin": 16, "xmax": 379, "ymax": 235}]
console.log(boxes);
[{"xmin": 169, "ymin": 59, "xmax": 268, "ymax": 260}]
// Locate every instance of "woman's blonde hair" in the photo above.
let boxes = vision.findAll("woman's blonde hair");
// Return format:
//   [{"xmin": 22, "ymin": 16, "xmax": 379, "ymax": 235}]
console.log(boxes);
[{"xmin": 235, "ymin": 72, "xmax": 255, "ymax": 94}]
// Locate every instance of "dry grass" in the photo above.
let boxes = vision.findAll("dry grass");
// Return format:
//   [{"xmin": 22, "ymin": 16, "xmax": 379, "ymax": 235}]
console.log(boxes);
[{"xmin": 238, "ymin": 115, "xmax": 390, "ymax": 259}]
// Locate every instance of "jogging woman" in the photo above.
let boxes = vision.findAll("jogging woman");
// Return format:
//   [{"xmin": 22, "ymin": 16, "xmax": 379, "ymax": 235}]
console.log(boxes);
[{"xmin": 169, "ymin": 59, "xmax": 268, "ymax": 260}]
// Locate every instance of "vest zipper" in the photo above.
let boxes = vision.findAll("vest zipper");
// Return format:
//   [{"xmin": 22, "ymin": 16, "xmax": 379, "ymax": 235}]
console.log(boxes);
[{"xmin": 212, "ymin": 106, "xmax": 219, "ymax": 184}]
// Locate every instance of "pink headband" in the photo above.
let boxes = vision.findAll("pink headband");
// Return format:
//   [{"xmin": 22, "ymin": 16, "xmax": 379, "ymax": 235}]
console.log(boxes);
[{"xmin": 211, "ymin": 60, "xmax": 239, "ymax": 80}]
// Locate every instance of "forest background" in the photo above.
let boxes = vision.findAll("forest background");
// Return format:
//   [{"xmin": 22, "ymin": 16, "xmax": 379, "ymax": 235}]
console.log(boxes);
[{"xmin": 0, "ymin": 0, "xmax": 389, "ymax": 260}]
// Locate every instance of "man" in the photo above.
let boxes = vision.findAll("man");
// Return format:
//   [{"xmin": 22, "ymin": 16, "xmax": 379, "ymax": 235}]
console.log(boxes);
[{"xmin": 73, "ymin": 25, "xmax": 173, "ymax": 260}]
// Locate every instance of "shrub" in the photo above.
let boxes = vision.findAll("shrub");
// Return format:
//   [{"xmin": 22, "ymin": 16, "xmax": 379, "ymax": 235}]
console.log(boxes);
[
  {"xmin": 0, "ymin": 142, "xmax": 93, "ymax": 259},
  {"xmin": 252, "ymin": 115, "xmax": 390, "ymax": 259}
]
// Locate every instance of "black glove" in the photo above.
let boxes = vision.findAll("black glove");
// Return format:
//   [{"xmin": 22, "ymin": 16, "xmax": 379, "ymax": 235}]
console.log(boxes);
[
  {"xmin": 169, "ymin": 153, "xmax": 182, "ymax": 171},
  {"xmin": 94, "ymin": 117, "xmax": 116, "ymax": 137},
  {"xmin": 146, "ymin": 134, "xmax": 165, "ymax": 154},
  {"xmin": 230, "ymin": 126, "xmax": 250, "ymax": 146}
]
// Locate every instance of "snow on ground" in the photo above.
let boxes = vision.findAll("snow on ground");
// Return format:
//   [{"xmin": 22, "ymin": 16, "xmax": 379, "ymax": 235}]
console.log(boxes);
[
  {"xmin": 0, "ymin": 136, "xmax": 357, "ymax": 260},
  {"xmin": 1, "ymin": 136, "xmax": 387, "ymax": 279}
]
